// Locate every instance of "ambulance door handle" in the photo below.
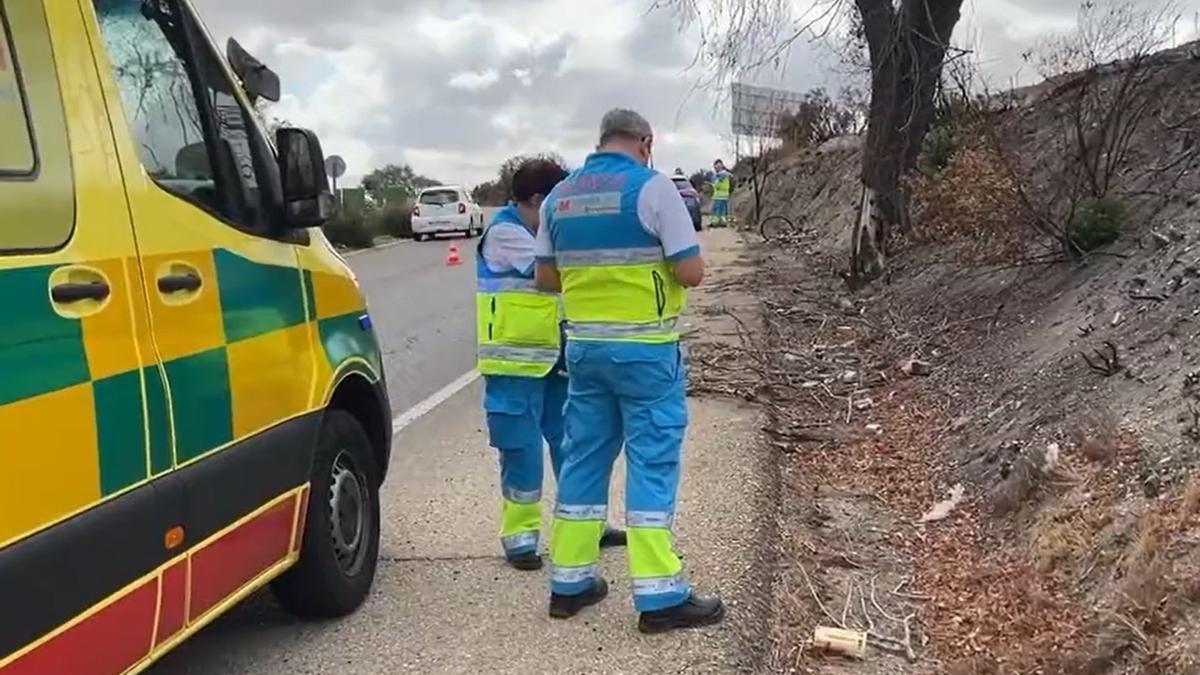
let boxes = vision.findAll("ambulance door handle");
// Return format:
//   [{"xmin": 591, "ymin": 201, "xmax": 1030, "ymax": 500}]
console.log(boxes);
[
  {"xmin": 157, "ymin": 272, "xmax": 203, "ymax": 294},
  {"xmin": 51, "ymin": 280, "xmax": 111, "ymax": 303}
]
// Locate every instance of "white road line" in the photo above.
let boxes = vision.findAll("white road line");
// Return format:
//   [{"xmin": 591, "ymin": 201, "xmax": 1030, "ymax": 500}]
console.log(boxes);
[{"xmin": 391, "ymin": 369, "xmax": 481, "ymax": 434}]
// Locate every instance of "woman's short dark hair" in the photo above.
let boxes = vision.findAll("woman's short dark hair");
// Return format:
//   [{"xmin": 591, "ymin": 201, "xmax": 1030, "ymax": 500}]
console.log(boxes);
[{"xmin": 511, "ymin": 158, "xmax": 569, "ymax": 203}]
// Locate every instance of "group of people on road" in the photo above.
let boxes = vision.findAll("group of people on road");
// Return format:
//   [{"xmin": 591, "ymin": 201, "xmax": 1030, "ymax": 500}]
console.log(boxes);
[{"xmin": 473, "ymin": 108, "xmax": 726, "ymax": 634}]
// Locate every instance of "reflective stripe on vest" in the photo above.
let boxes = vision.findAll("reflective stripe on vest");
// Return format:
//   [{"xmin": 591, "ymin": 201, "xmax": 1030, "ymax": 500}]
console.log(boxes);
[
  {"xmin": 545, "ymin": 153, "xmax": 689, "ymax": 344},
  {"xmin": 476, "ymin": 214, "xmax": 560, "ymax": 377}
]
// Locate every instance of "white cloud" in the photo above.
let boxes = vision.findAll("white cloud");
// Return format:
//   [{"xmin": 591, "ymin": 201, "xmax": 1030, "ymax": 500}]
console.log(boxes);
[{"xmin": 448, "ymin": 69, "xmax": 500, "ymax": 92}]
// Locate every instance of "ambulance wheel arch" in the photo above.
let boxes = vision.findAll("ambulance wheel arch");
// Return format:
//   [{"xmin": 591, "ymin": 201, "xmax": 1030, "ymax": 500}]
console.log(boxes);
[{"xmin": 326, "ymin": 370, "xmax": 392, "ymax": 487}]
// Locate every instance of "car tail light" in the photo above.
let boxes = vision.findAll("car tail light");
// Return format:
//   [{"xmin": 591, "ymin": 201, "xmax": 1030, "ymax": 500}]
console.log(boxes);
[
  {"xmin": 458, "ymin": 203, "xmax": 467, "ymax": 215},
  {"xmin": 413, "ymin": 206, "xmax": 421, "ymax": 217}
]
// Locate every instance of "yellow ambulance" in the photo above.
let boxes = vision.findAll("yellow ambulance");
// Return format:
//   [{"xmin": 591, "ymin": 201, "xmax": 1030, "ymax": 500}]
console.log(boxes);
[{"xmin": 0, "ymin": 1, "xmax": 392, "ymax": 673}]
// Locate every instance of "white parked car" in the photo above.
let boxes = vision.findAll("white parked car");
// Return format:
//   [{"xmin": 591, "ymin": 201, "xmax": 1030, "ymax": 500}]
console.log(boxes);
[{"xmin": 411, "ymin": 185, "xmax": 484, "ymax": 240}]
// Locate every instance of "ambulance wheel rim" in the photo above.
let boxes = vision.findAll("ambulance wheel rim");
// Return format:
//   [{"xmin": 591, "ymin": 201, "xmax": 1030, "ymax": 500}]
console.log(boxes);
[{"xmin": 328, "ymin": 449, "xmax": 367, "ymax": 575}]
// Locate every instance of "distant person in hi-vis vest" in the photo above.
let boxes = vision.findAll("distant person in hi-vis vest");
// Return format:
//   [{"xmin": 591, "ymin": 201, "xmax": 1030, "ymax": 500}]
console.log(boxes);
[{"xmin": 709, "ymin": 159, "xmax": 732, "ymax": 228}]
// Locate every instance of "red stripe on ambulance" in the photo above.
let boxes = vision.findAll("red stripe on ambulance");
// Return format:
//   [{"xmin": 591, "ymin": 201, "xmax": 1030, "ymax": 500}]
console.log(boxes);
[
  {"xmin": 188, "ymin": 497, "xmax": 297, "ymax": 621},
  {"xmin": 0, "ymin": 581, "xmax": 157, "ymax": 675}
]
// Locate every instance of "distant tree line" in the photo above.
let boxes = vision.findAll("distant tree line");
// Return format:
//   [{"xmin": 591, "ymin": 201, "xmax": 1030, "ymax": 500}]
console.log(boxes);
[{"xmin": 471, "ymin": 152, "xmax": 568, "ymax": 206}]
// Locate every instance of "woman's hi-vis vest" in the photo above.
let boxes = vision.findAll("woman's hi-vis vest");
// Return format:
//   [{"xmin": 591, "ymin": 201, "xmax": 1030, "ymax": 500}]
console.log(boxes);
[
  {"xmin": 476, "ymin": 212, "xmax": 561, "ymax": 378},
  {"xmin": 542, "ymin": 152, "xmax": 687, "ymax": 344}
]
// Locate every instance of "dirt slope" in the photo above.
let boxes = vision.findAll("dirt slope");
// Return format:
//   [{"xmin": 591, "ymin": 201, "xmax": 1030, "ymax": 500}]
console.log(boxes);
[{"xmin": 702, "ymin": 44, "xmax": 1200, "ymax": 675}]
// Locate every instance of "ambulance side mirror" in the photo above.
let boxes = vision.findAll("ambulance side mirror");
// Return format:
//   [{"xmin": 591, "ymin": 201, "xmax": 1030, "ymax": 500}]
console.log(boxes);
[{"xmin": 276, "ymin": 127, "xmax": 333, "ymax": 229}]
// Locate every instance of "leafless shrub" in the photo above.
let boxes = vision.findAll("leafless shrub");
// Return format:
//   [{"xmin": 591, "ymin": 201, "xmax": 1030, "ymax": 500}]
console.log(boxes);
[
  {"xmin": 931, "ymin": 0, "xmax": 1192, "ymax": 261},
  {"xmin": 1031, "ymin": 0, "xmax": 1178, "ymax": 79},
  {"xmin": 1014, "ymin": 0, "xmax": 1186, "ymax": 255},
  {"xmin": 735, "ymin": 135, "xmax": 787, "ymax": 226},
  {"xmin": 775, "ymin": 87, "xmax": 867, "ymax": 151}
]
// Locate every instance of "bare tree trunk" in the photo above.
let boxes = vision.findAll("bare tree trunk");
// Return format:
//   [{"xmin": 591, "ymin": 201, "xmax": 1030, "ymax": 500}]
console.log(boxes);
[{"xmin": 850, "ymin": 0, "xmax": 963, "ymax": 282}]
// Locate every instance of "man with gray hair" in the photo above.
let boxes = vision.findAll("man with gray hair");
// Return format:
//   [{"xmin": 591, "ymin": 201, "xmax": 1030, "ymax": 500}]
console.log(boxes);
[{"xmin": 534, "ymin": 108, "xmax": 725, "ymax": 633}]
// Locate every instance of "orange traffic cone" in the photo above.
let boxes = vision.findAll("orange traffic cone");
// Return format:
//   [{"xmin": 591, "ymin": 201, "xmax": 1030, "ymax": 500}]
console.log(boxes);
[{"xmin": 446, "ymin": 243, "xmax": 462, "ymax": 266}]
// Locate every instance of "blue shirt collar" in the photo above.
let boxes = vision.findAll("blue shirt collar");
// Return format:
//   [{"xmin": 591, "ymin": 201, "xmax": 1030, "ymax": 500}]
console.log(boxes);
[{"xmin": 586, "ymin": 150, "xmax": 642, "ymax": 168}]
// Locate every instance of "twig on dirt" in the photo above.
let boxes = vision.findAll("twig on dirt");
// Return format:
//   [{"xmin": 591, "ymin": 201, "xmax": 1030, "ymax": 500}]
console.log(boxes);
[
  {"xmin": 1080, "ymin": 341, "xmax": 1122, "ymax": 376},
  {"xmin": 839, "ymin": 553, "xmax": 866, "ymax": 569},
  {"xmin": 798, "ymin": 561, "xmax": 841, "ymax": 627},
  {"xmin": 859, "ymin": 582, "xmax": 877, "ymax": 634},
  {"xmin": 842, "ymin": 581, "xmax": 854, "ymax": 628},
  {"xmin": 870, "ymin": 576, "xmax": 903, "ymax": 623},
  {"xmin": 902, "ymin": 614, "xmax": 917, "ymax": 661},
  {"xmin": 892, "ymin": 590, "xmax": 935, "ymax": 602},
  {"xmin": 865, "ymin": 577, "xmax": 919, "ymax": 660}
]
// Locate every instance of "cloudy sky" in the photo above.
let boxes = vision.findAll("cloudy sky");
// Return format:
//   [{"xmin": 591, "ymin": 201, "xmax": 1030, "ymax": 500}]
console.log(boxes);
[{"xmin": 196, "ymin": 0, "xmax": 1200, "ymax": 187}]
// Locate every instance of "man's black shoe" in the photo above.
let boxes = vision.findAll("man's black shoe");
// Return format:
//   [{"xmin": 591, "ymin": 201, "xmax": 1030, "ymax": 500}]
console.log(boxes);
[
  {"xmin": 549, "ymin": 578, "xmax": 609, "ymax": 619},
  {"xmin": 506, "ymin": 551, "xmax": 543, "ymax": 571},
  {"xmin": 599, "ymin": 527, "xmax": 627, "ymax": 548},
  {"xmin": 638, "ymin": 593, "xmax": 725, "ymax": 634}
]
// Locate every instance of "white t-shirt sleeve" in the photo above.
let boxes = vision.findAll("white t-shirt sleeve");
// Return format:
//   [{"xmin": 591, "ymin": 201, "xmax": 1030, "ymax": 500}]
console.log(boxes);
[
  {"xmin": 637, "ymin": 173, "xmax": 701, "ymax": 261},
  {"xmin": 482, "ymin": 223, "xmax": 537, "ymax": 275},
  {"xmin": 535, "ymin": 200, "xmax": 555, "ymax": 262}
]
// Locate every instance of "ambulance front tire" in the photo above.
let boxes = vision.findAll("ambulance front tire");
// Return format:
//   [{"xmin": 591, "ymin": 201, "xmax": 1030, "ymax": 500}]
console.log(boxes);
[{"xmin": 271, "ymin": 410, "xmax": 381, "ymax": 619}]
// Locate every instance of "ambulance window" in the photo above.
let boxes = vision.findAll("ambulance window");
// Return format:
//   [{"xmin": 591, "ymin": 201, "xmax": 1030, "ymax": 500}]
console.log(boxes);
[
  {"xmin": 94, "ymin": 0, "xmax": 280, "ymax": 236},
  {"xmin": 0, "ymin": 1, "xmax": 76, "ymax": 253},
  {"xmin": 0, "ymin": 13, "xmax": 33, "ymax": 175},
  {"xmin": 94, "ymin": 0, "xmax": 220, "ymax": 215},
  {"xmin": 184, "ymin": 20, "xmax": 278, "ymax": 235}
]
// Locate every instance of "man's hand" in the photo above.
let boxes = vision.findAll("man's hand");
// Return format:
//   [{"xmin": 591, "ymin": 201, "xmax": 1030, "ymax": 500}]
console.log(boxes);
[
  {"xmin": 535, "ymin": 261, "xmax": 562, "ymax": 292},
  {"xmin": 672, "ymin": 255, "xmax": 705, "ymax": 288}
]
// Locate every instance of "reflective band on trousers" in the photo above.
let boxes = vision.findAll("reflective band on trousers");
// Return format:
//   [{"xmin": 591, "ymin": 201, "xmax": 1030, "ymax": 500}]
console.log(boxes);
[
  {"xmin": 555, "ymin": 503, "xmax": 608, "ymax": 521},
  {"xmin": 552, "ymin": 564, "xmax": 599, "ymax": 584},
  {"xmin": 568, "ymin": 318, "xmax": 679, "ymax": 339},
  {"xmin": 502, "ymin": 531, "xmax": 538, "ymax": 551},
  {"xmin": 556, "ymin": 247, "xmax": 664, "ymax": 267},
  {"xmin": 478, "ymin": 344, "xmax": 561, "ymax": 364},
  {"xmin": 627, "ymin": 511, "xmax": 674, "ymax": 528},
  {"xmin": 633, "ymin": 574, "xmax": 688, "ymax": 596},
  {"xmin": 503, "ymin": 486, "xmax": 542, "ymax": 504},
  {"xmin": 477, "ymin": 277, "xmax": 556, "ymax": 294}
]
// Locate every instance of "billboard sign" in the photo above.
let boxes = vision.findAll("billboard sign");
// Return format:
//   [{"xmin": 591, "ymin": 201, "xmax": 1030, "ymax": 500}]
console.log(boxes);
[{"xmin": 731, "ymin": 82, "xmax": 807, "ymax": 138}]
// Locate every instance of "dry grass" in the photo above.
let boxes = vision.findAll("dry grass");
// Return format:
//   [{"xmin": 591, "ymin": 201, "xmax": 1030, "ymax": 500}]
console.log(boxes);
[
  {"xmin": 907, "ymin": 137, "xmax": 1027, "ymax": 263},
  {"xmin": 1070, "ymin": 410, "xmax": 1122, "ymax": 464},
  {"xmin": 1180, "ymin": 475, "xmax": 1200, "ymax": 520},
  {"xmin": 1127, "ymin": 512, "xmax": 1167, "ymax": 572},
  {"xmin": 1034, "ymin": 506, "xmax": 1093, "ymax": 574}
]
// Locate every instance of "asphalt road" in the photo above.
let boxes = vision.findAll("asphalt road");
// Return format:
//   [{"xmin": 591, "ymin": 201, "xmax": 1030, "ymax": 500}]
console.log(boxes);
[
  {"xmin": 351, "ymin": 235, "xmax": 480, "ymax": 413},
  {"xmin": 148, "ymin": 229, "xmax": 766, "ymax": 675}
]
